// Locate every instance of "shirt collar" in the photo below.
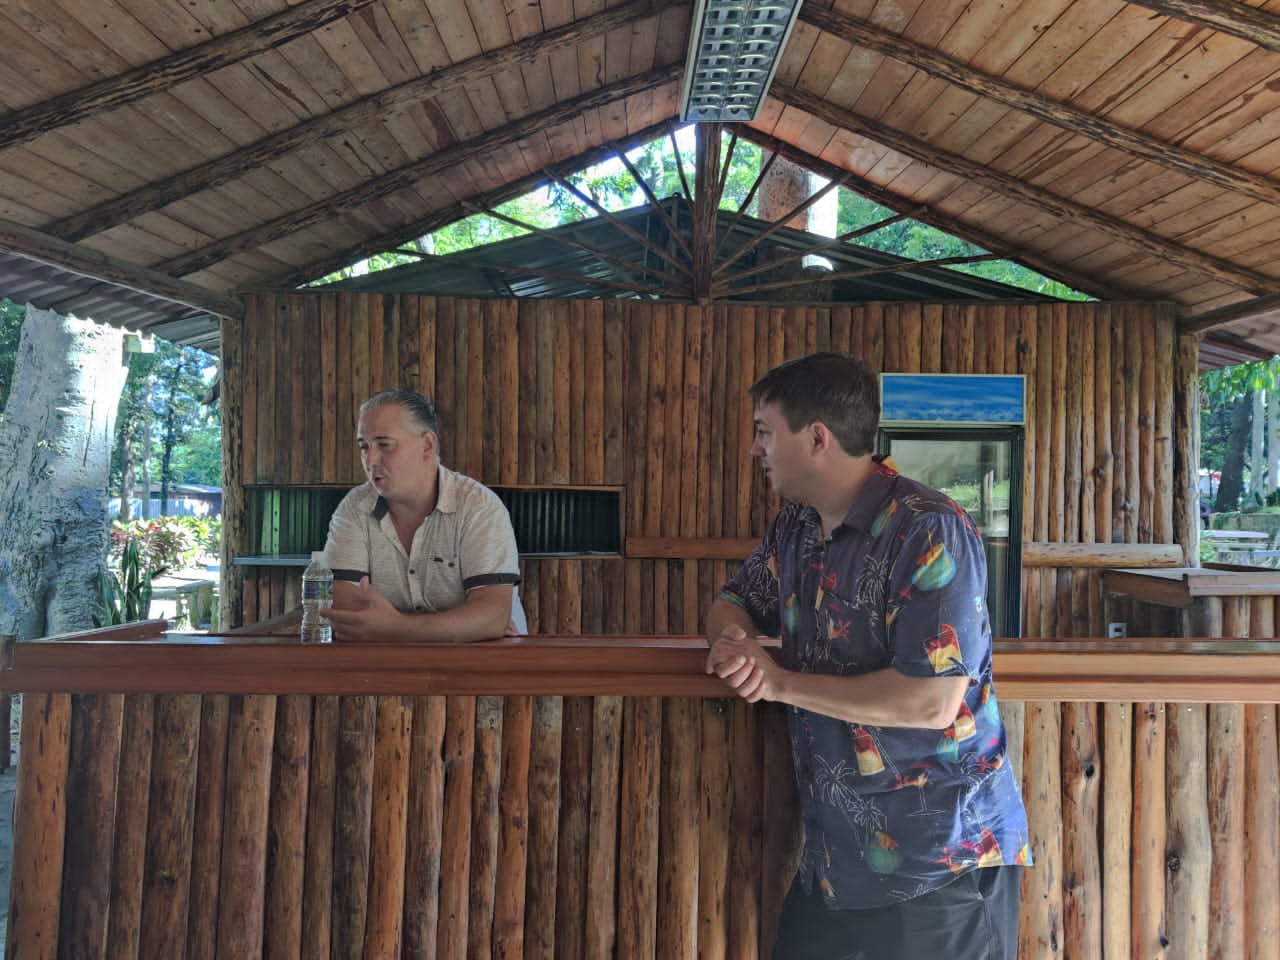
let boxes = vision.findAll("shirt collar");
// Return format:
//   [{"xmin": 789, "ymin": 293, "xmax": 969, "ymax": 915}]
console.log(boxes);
[{"xmin": 834, "ymin": 454, "xmax": 899, "ymax": 534}]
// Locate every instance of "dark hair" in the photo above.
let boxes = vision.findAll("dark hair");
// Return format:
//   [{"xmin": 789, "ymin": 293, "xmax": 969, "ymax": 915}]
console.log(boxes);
[
  {"xmin": 749, "ymin": 352, "xmax": 879, "ymax": 456},
  {"xmin": 361, "ymin": 388, "xmax": 440, "ymax": 435}
]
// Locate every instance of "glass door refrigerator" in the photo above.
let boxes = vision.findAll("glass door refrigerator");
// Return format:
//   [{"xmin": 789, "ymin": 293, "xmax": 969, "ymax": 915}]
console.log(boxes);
[{"xmin": 878, "ymin": 374, "xmax": 1025, "ymax": 638}]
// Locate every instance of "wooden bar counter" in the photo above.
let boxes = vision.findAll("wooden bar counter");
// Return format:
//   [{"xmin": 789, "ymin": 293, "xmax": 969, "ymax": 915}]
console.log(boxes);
[{"xmin": 3, "ymin": 623, "xmax": 1280, "ymax": 959}]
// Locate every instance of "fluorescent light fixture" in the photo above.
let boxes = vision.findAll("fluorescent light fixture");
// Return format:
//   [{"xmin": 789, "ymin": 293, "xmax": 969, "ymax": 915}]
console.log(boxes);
[{"xmin": 679, "ymin": 0, "xmax": 802, "ymax": 123}]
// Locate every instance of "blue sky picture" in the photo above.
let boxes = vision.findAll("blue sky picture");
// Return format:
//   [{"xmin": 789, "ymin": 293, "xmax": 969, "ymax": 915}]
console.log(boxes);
[{"xmin": 881, "ymin": 374, "xmax": 1025, "ymax": 423}]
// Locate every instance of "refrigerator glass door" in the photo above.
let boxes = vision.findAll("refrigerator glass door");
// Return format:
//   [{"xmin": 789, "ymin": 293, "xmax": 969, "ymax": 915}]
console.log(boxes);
[{"xmin": 879, "ymin": 427, "xmax": 1023, "ymax": 637}]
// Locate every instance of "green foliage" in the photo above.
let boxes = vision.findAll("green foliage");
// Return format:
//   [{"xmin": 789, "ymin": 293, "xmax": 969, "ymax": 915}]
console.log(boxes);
[
  {"xmin": 96, "ymin": 536, "xmax": 154, "ymax": 626},
  {"xmin": 307, "ymin": 126, "xmax": 1084, "ymax": 301},
  {"xmin": 1202, "ymin": 356, "xmax": 1280, "ymax": 403},
  {"xmin": 111, "ymin": 338, "xmax": 221, "ymax": 497},
  {"xmin": 0, "ymin": 298, "xmax": 23, "ymax": 413},
  {"xmin": 110, "ymin": 515, "xmax": 220, "ymax": 574}
]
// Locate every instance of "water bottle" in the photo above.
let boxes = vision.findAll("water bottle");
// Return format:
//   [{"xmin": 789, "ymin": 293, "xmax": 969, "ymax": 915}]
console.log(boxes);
[{"xmin": 300, "ymin": 550, "xmax": 333, "ymax": 643}]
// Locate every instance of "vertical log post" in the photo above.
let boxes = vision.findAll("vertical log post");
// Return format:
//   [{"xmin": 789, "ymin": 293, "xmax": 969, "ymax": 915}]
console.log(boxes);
[
  {"xmin": 57, "ymin": 693, "xmax": 123, "ymax": 958},
  {"xmin": 657, "ymin": 696, "xmax": 700, "ymax": 959},
  {"xmin": 1132, "ymin": 702, "xmax": 1167, "ymax": 959},
  {"xmin": 139, "ymin": 694, "xmax": 202, "ymax": 956},
  {"xmin": 1165, "ymin": 703, "xmax": 1210, "ymax": 959},
  {"xmin": 332, "ymin": 695, "xmax": 375, "ymax": 959},
  {"xmin": 8, "ymin": 692, "xmax": 71, "ymax": 960},
  {"xmin": 585, "ymin": 696, "xmax": 622, "ymax": 960},
  {"xmin": 364, "ymin": 696, "xmax": 411, "ymax": 959},
  {"xmin": 525, "ymin": 696, "xmax": 563, "ymax": 960},
  {"xmin": 1062, "ymin": 702, "xmax": 1101, "ymax": 957},
  {"xmin": 403, "ymin": 695, "xmax": 446, "ymax": 957}
]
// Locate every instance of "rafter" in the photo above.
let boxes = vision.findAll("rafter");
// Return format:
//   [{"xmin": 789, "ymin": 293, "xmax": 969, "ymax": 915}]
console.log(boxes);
[
  {"xmin": 737, "ymin": 127, "xmax": 1135, "ymax": 301},
  {"xmin": 614, "ymin": 151, "xmax": 695, "ymax": 262},
  {"xmin": 769, "ymin": 83, "xmax": 1277, "ymax": 293},
  {"xmin": 158, "ymin": 67, "xmax": 681, "ymax": 278},
  {"xmin": 1181, "ymin": 293, "xmax": 1280, "ymax": 334},
  {"xmin": 718, "ymin": 253, "xmax": 1004, "ymax": 299},
  {"xmin": 262, "ymin": 120, "xmax": 684, "ymax": 290},
  {"xmin": 692, "ymin": 124, "xmax": 723, "ymax": 300},
  {"xmin": 800, "ymin": 6, "xmax": 1280, "ymax": 206},
  {"xmin": 712, "ymin": 148, "xmax": 784, "ymax": 261},
  {"xmin": 43, "ymin": 0, "xmax": 684, "ymax": 243},
  {"xmin": 1125, "ymin": 0, "xmax": 1280, "ymax": 52},
  {"xmin": 0, "ymin": 0, "xmax": 378, "ymax": 152},
  {"xmin": 459, "ymin": 200, "xmax": 686, "ymax": 290},
  {"xmin": 716, "ymin": 209, "xmax": 924, "ymax": 288},
  {"xmin": 380, "ymin": 249, "xmax": 677, "ymax": 299},
  {"xmin": 545, "ymin": 167, "xmax": 692, "ymax": 278},
  {"xmin": 0, "ymin": 217, "xmax": 242, "ymax": 319},
  {"xmin": 713, "ymin": 173, "xmax": 852, "ymax": 277}
]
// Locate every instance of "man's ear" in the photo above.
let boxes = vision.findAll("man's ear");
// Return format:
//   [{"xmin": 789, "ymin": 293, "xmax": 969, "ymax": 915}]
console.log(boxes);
[
  {"xmin": 810, "ymin": 421, "xmax": 835, "ymax": 454},
  {"xmin": 422, "ymin": 430, "xmax": 439, "ymax": 459}
]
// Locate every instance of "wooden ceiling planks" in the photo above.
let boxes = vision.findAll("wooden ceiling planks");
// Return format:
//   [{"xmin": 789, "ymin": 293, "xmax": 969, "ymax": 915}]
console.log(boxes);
[{"xmin": 0, "ymin": 0, "xmax": 1276, "ymax": 358}]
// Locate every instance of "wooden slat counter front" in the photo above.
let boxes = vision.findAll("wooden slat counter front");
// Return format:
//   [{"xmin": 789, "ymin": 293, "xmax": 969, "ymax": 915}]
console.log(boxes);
[{"xmin": 3, "ymin": 625, "xmax": 1280, "ymax": 959}]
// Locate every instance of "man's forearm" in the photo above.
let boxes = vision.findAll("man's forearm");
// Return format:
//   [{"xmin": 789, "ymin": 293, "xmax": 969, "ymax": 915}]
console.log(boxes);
[
  {"xmin": 392, "ymin": 597, "xmax": 510, "ymax": 643},
  {"xmin": 776, "ymin": 668, "xmax": 970, "ymax": 729}
]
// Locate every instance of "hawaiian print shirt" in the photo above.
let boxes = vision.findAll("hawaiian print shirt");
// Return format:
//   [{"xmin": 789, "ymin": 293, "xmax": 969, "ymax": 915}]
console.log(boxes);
[{"xmin": 720, "ymin": 457, "xmax": 1031, "ymax": 909}]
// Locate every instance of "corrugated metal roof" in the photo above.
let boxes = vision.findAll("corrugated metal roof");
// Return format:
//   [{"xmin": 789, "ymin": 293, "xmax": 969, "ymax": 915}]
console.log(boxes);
[{"xmin": 322, "ymin": 200, "xmax": 1055, "ymax": 305}]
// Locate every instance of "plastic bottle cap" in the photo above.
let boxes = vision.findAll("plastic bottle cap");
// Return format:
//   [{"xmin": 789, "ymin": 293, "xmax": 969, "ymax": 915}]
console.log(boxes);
[{"xmin": 311, "ymin": 550, "xmax": 326, "ymax": 563}]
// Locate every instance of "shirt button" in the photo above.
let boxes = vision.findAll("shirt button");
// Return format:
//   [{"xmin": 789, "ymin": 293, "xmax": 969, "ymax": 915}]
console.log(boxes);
[{"xmin": 409, "ymin": 569, "xmax": 415, "ymax": 574}]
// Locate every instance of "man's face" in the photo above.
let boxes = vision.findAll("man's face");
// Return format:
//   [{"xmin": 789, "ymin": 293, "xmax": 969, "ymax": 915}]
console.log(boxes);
[
  {"xmin": 751, "ymin": 401, "xmax": 813, "ymax": 502},
  {"xmin": 357, "ymin": 403, "xmax": 435, "ymax": 502}
]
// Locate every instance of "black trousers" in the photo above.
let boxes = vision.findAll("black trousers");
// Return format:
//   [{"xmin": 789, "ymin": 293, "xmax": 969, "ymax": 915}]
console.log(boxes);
[{"xmin": 773, "ymin": 867, "xmax": 1021, "ymax": 960}]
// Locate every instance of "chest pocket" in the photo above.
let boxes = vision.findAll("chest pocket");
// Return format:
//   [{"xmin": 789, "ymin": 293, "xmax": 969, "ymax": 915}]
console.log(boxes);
[
  {"xmin": 813, "ymin": 586, "xmax": 891, "ymax": 676},
  {"xmin": 419, "ymin": 553, "xmax": 465, "ymax": 611}
]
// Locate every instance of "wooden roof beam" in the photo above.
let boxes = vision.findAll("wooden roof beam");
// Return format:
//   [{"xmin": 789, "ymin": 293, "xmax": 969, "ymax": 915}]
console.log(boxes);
[
  {"xmin": 44, "ymin": 0, "xmax": 685, "ymax": 244},
  {"xmin": 158, "ymin": 67, "xmax": 681, "ymax": 279},
  {"xmin": 737, "ymin": 127, "xmax": 1135, "ymax": 301},
  {"xmin": 1181, "ymin": 293, "xmax": 1280, "ymax": 334},
  {"xmin": 0, "ymin": 0, "xmax": 378, "ymax": 152},
  {"xmin": 0, "ymin": 217, "xmax": 242, "ymax": 319},
  {"xmin": 770, "ymin": 84, "xmax": 1277, "ymax": 294},
  {"xmin": 1125, "ymin": 0, "xmax": 1280, "ymax": 52},
  {"xmin": 262, "ymin": 120, "xmax": 685, "ymax": 290},
  {"xmin": 800, "ymin": 5, "xmax": 1280, "ymax": 206}
]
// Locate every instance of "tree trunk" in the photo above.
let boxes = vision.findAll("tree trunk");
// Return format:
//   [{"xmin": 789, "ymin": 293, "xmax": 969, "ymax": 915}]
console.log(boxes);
[
  {"xmin": 120, "ymin": 440, "xmax": 135, "ymax": 522},
  {"xmin": 1215, "ymin": 392, "xmax": 1252, "ymax": 513},
  {"xmin": 141, "ymin": 380, "xmax": 153, "ymax": 520},
  {"xmin": 1250, "ymin": 389, "xmax": 1265, "ymax": 499},
  {"xmin": 158, "ymin": 353, "xmax": 185, "ymax": 517},
  {"xmin": 0, "ymin": 305, "xmax": 130, "ymax": 640},
  {"xmin": 757, "ymin": 154, "xmax": 834, "ymax": 301}
]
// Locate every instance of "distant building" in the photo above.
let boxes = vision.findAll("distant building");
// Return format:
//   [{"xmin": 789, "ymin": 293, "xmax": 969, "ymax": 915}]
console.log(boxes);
[{"xmin": 109, "ymin": 483, "xmax": 221, "ymax": 519}]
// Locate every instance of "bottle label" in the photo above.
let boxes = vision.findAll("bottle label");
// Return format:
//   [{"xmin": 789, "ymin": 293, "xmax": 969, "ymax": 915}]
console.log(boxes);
[{"xmin": 302, "ymin": 578, "xmax": 332, "ymax": 603}]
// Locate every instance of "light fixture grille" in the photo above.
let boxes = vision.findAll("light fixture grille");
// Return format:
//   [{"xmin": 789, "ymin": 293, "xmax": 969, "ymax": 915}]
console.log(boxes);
[{"xmin": 679, "ymin": 0, "xmax": 802, "ymax": 123}]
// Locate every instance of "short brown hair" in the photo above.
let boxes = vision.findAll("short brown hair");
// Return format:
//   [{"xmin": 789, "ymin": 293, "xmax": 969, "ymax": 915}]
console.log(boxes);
[{"xmin": 749, "ymin": 352, "xmax": 879, "ymax": 456}]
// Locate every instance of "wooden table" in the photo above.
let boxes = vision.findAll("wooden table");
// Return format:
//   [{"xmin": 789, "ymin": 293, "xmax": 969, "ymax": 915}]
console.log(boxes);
[{"xmin": 1201, "ymin": 529, "xmax": 1272, "ymax": 563}]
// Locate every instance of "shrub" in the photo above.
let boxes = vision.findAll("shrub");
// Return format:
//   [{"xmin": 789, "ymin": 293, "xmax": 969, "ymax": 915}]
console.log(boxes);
[{"xmin": 110, "ymin": 515, "xmax": 220, "ymax": 574}]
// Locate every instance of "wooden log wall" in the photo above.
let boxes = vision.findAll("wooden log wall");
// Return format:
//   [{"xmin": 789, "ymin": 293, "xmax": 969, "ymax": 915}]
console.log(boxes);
[
  {"xmin": 12, "ymin": 688, "xmax": 796, "ymax": 960},
  {"xmin": 211, "ymin": 292, "xmax": 1232, "ymax": 959},
  {"xmin": 223, "ymin": 293, "xmax": 1185, "ymax": 640}
]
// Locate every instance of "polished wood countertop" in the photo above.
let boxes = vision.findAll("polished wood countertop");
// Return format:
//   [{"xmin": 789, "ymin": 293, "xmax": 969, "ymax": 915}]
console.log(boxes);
[{"xmin": 3, "ymin": 620, "xmax": 1280, "ymax": 701}]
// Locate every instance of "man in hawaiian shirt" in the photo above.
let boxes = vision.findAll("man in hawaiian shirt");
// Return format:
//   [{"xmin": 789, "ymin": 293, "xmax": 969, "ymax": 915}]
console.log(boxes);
[{"xmin": 706, "ymin": 352, "xmax": 1030, "ymax": 959}]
